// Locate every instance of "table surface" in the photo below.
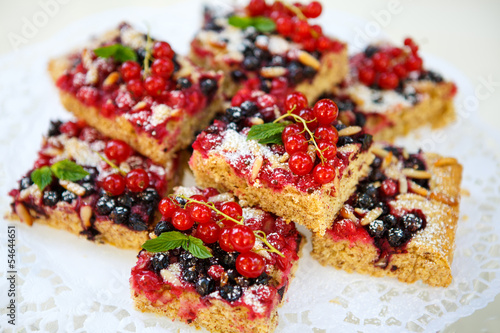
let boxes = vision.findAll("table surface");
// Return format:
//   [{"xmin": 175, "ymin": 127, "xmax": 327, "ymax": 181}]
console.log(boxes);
[{"xmin": 1, "ymin": 0, "xmax": 499, "ymax": 332}]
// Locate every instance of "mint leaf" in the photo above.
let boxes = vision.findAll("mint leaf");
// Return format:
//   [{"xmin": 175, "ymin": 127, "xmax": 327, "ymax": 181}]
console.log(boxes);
[
  {"xmin": 253, "ymin": 17, "xmax": 276, "ymax": 32},
  {"xmin": 187, "ymin": 236, "xmax": 213, "ymax": 259},
  {"xmin": 50, "ymin": 160, "xmax": 89, "ymax": 182},
  {"xmin": 247, "ymin": 122, "xmax": 289, "ymax": 145},
  {"xmin": 142, "ymin": 231, "xmax": 188, "ymax": 252},
  {"xmin": 228, "ymin": 15, "xmax": 253, "ymax": 29},
  {"xmin": 94, "ymin": 44, "xmax": 138, "ymax": 62},
  {"xmin": 31, "ymin": 166, "xmax": 53, "ymax": 191}
]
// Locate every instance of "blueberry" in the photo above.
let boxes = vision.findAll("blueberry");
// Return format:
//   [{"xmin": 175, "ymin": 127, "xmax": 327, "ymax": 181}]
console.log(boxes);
[
  {"xmin": 154, "ymin": 220, "xmax": 174, "ymax": 236},
  {"xmin": 360, "ymin": 183, "xmax": 377, "ymax": 198},
  {"xmin": 240, "ymin": 101, "xmax": 258, "ymax": 116},
  {"xmin": 180, "ymin": 252, "xmax": 197, "ymax": 268},
  {"xmin": 270, "ymin": 55, "xmax": 286, "ymax": 67},
  {"xmin": 335, "ymin": 123, "xmax": 347, "ymax": 131},
  {"xmin": 371, "ymin": 157, "xmax": 382, "ymax": 169},
  {"xmin": 81, "ymin": 183, "xmax": 95, "ymax": 196},
  {"xmin": 138, "ymin": 188, "xmax": 160, "ymax": 205},
  {"xmin": 226, "ymin": 268, "xmax": 238, "ymax": 283},
  {"xmin": 367, "ymin": 220, "xmax": 385, "ymax": 238},
  {"xmin": 82, "ymin": 167, "xmax": 97, "ymax": 182},
  {"xmin": 226, "ymin": 122, "xmax": 239, "ymax": 131},
  {"xmin": 61, "ymin": 190, "xmax": 77, "ymax": 203},
  {"xmin": 222, "ymin": 252, "xmax": 238, "ymax": 268},
  {"xmin": 226, "ymin": 107, "xmax": 243, "ymax": 123},
  {"xmin": 303, "ymin": 65, "xmax": 317, "ymax": 79},
  {"xmin": 200, "ymin": 78, "xmax": 218, "ymax": 96},
  {"xmin": 287, "ymin": 61, "xmax": 304, "ymax": 85},
  {"xmin": 95, "ymin": 196, "xmax": 115, "ymax": 215},
  {"xmin": 355, "ymin": 193, "xmax": 374, "ymax": 210},
  {"xmin": 401, "ymin": 213, "xmax": 423, "ymax": 233},
  {"xmin": 47, "ymin": 120, "xmax": 63, "ymax": 137},
  {"xmin": 243, "ymin": 56, "xmax": 259, "ymax": 71},
  {"xmin": 404, "ymin": 155, "xmax": 426, "ymax": 171},
  {"xmin": 110, "ymin": 206, "xmax": 130, "ymax": 224},
  {"xmin": 182, "ymin": 269, "xmax": 198, "ymax": 283},
  {"xmin": 255, "ymin": 272, "xmax": 270, "ymax": 285},
  {"xmin": 195, "ymin": 276, "xmax": 215, "ymax": 296},
  {"xmin": 43, "ymin": 191, "xmax": 60, "ymax": 206},
  {"xmin": 358, "ymin": 133, "xmax": 372, "ymax": 151},
  {"xmin": 230, "ymin": 70, "xmax": 247, "ymax": 82},
  {"xmin": 150, "ymin": 253, "xmax": 169, "ymax": 273},
  {"xmin": 177, "ymin": 77, "xmax": 192, "ymax": 89},
  {"xmin": 117, "ymin": 193, "xmax": 135, "ymax": 207},
  {"xmin": 364, "ymin": 45, "xmax": 380, "ymax": 58},
  {"xmin": 175, "ymin": 196, "xmax": 187, "ymax": 207},
  {"xmin": 20, "ymin": 177, "xmax": 33, "ymax": 190},
  {"xmin": 387, "ymin": 227, "xmax": 406, "ymax": 247},
  {"xmin": 376, "ymin": 201, "xmax": 390, "ymax": 215},
  {"xmin": 381, "ymin": 214, "xmax": 397, "ymax": 228},
  {"xmin": 260, "ymin": 79, "xmax": 271, "ymax": 93},
  {"xmin": 235, "ymin": 276, "xmax": 250, "ymax": 287},
  {"xmin": 337, "ymin": 136, "xmax": 355, "ymax": 146},
  {"xmin": 129, "ymin": 213, "xmax": 148, "ymax": 231},
  {"xmin": 219, "ymin": 284, "xmax": 242, "ymax": 302},
  {"xmin": 369, "ymin": 169, "xmax": 386, "ymax": 182},
  {"xmin": 336, "ymin": 99, "xmax": 355, "ymax": 111}
]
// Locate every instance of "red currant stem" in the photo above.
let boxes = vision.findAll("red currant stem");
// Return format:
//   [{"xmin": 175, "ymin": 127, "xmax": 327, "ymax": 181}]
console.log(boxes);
[
  {"xmin": 274, "ymin": 110, "xmax": 326, "ymax": 164},
  {"xmin": 96, "ymin": 152, "xmax": 127, "ymax": 176},
  {"xmin": 173, "ymin": 195, "xmax": 285, "ymax": 257},
  {"xmin": 143, "ymin": 26, "xmax": 153, "ymax": 79},
  {"xmin": 276, "ymin": 0, "xmax": 307, "ymax": 20}
]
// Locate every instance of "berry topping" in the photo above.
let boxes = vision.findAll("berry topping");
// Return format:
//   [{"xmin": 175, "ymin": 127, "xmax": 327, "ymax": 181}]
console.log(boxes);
[
  {"xmin": 313, "ymin": 99, "xmax": 339, "ymax": 125},
  {"xmin": 152, "ymin": 41, "xmax": 174, "ymax": 59},
  {"xmin": 236, "ymin": 252, "xmax": 265, "ymax": 278},
  {"xmin": 126, "ymin": 168, "xmax": 150, "ymax": 192},
  {"xmin": 104, "ymin": 140, "xmax": 133, "ymax": 164},
  {"xmin": 229, "ymin": 225, "xmax": 256, "ymax": 253},
  {"xmin": 288, "ymin": 152, "xmax": 314, "ymax": 176},
  {"xmin": 120, "ymin": 61, "xmax": 142, "ymax": 81},
  {"xmin": 151, "ymin": 58, "xmax": 175, "ymax": 78},
  {"xmin": 159, "ymin": 197, "xmax": 177, "ymax": 218},
  {"xmin": 102, "ymin": 174, "xmax": 126, "ymax": 196},
  {"xmin": 195, "ymin": 222, "xmax": 221, "ymax": 244},
  {"xmin": 171, "ymin": 208, "xmax": 194, "ymax": 231}
]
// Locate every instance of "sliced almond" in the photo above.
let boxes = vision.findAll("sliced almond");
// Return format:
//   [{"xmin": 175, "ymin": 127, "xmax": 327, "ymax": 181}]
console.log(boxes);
[
  {"xmin": 249, "ymin": 117, "xmax": 264, "ymax": 126},
  {"xmin": 338, "ymin": 126, "xmax": 362, "ymax": 137},
  {"xmin": 15, "ymin": 203, "xmax": 33, "ymax": 226},
  {"xmin": 340, "ymin": 205, "xmax": 357, "ymax": 221},
  {"xmin": 80, "ymin": 205, "xmax": 93, "ymax": 229},
  {"xmin": 402, "ymin": 149, "xmax": 409, "ymax": 160},
  {"xmin": 430, "ymin": 192, "xmax": 458, "ymax": 206},
  {"xmin": 59, "ymin": 180, "xmax": 86, "ymax": 196},
  {"xmin": 409, "ymin": 180, "xmax": 429, "ymax": 197},
  {"xmin": 297, "ymin": 50, "xmax": 320, "ymax": 70},
  {"xmin": 133, "ymin": 101, "xmax": 148, "ymax": 110},
  {"xmin": 354, "ymin": 207, "xmax": 367, "ymax": 215},
  {"xmin": 42, "ymin": 147, "xmax": 63, "ymax": 157},
  {"xmin": 399, "ymin": 175, "xmax": 408, "ymax": 194},
  {"xmin": 402, "ymin": 168, "xmax": 432, "ymax": 179},
  {"xmin": 251, "ymin": 156, "xmax": 263, "ymax": 181},
  {"xmin": 279, "ymin": 152, "xmax": 289, "ymax": 163},
  {"xmin": 360, "ymin": 207, "xmax": 383, "ymax": 226},
  {"xmin": 372, "ymin": 147, "xmax": 389, "ymax": 158},
  {"xmin": 434, "ymin": 157, "xmax": 458, "ymax": 167},
  {"xmin": 260, "ymin": 66, "xmax": 287, "ymax": 78},
  {"xmin": 103, "ymin": 71, "xmax": 120, "ymax": 87}
]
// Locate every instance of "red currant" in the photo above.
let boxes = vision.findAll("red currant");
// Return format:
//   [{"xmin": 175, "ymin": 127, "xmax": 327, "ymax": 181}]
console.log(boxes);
[
  {"xmin": 236, "ymin": 252, "xmax": 265, "ymax": 278},
  {"xmin": 405, "ymin": 55, "xmax": 423, "ymax": 71},
  {"xmin": 313, "ymin": 163, "xmax": 336, "ymax": 184},
  {"xmin": 404, "ymin": 37, "xmax": 419, "ymax": 53},
  {"xmin": 196, "ymin": 222, "xmax": 220, "ymax": 244},
  {"xmin": 152, "ymin": 41, "xmax": 174, "ymax": 59},
  {"xmin": 159, "ymin": 197, "xmax": 177, "ymax": 218},
  {"xmin": 285, "ymin": 92, "xmax": 308, "ymax": 113},
  {"xmin": 302, "ymin": 38, "xmax": 316, "ymax": 52},
  {"xmin": 126, "ymin": 79, "xmax": 144, "ymax": 98},
  {"xmin": 378, "ymin": 72, "xmax": 399, "ymax": 90},
  {"xmin": 104, "ymin": 139, "xmax": 132, "ymax": 164},
  {"xmin": 276, "ymin": 17, "xmax": 293, "ymax": 36},
  {"xmin": 380, "ymin": 179, "xmax": 398, "ymax": 197},
  {"xmin": 281, "ymin": 124, "xmax": 303, "ymax": 142},
  {"xmin": 151, "ymin": 58, "xmax": 174, "ymax": 78},
  {"xmin": 289, "ymin": 152, "xmax": 314, "ymax": 176},
  {"xmin": 295, "ymin": 20, "xmax": 311, "ymax": 38},
  {"xmin": 59, "ymin": 121, "xmax": 81, "ymax": 137},
  {"xmin": 221, "ymin": 202, "xmax": 243, "ymax": 225},
  {"xmin": 207, "ymin": 264, "xmax": 224, "ymax": 280},
  {"xmin": 247, "ymin": 0, "xmax": 267, "ymax": 16},
  {"xmin": 76, "ymin": 87, "xmax": 99, "ymax": 105},
  {"xmin": 230, "ymin": 225, "xmax": 255, "ymax": 253},
  {"xmin": 316, "ymin": 36, "xmax": 332, "ymax": 52},
  {"xmin": 188, "ymin": 203, "xmax": 212, "ymax": 223},
  {"xmin": 267, "ymin": 233, "xmax": 285, "ymax": 251},
  {"xmin": 317, "ymin": 141, "xmax": 337, "ymax": 160},
  {"xmin": 144, "ymin": 75, "xmax": 166, "ymax": 96},
  {"xmin": 190, "ymin": 194, "xmax": 208, "ymax": 203},
  {"xmin": 101, "ymin": 100, "xmax": 116, "ymax": 117},
  {"xmin": 332, "ymin": 219, "xmax": 357, "ymax": 237},
  {"xmin": 314, "ymin": 126, "xmax": 339, "ymax": 144},
  {"xmin": 393, "ymin": 64, "xmax": 408, "ymax": 79},
  {"xmin": 126, "ymin": 168, "xmax": 150, "ymax": 192},
  {"xmin": 120, "ymin": 61, "xmax": 142, "ymax": 81},
  {"xmin": 101, "ymin": 174, "xmax": 126, "ymax": 196},
  {"xmin": 202, "ymin": 187, "xmax": 219, "ymax": 198},
  {"xmin": 372, "ymin": 52, "xmax": 389, "ymax": 72},
  {"xmin": 172, "ymin": 208, "xmax": 194, "ymax": 230},
  {"xmin": 219, "ymin": 228, "xmax": 234, "ymax": 252},
  {"xmin": 304, "ymin": 1, "xmax": 322, "ymax": 18},
  {"xmin": 284, "ymin": 134, "xmax": 309, "ymax": 154},
  {"xmin": 298, "ymin": 107, "xmax": 318, "ymax": 131},
  {"xmin": 313, "ymin": 99, "xmax": 339, "ymax": 125},
  {"xmin": 358, "ymin": 67, "xmax": 376, "ymax": 86}
]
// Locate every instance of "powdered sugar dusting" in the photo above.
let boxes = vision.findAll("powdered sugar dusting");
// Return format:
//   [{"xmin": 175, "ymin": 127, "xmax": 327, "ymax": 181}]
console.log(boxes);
[{"xmin": 343, "ymin": 83, "xmax": 415, "ymax": 114}]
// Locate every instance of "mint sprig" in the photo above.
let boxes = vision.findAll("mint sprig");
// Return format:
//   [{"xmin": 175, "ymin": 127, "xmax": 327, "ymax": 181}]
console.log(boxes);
[
  {"xmin": 30, "ymin": 159, "xmax": 89, "ymax": 191},
  {"xmin": 94, "ymin": 44, "xmax": 138, "ymax": 62},
  {"xmin": 142, "ymin": 232, "xmax": 212, "ymax": 259},
  {"xmin": 247, "ymin": 122, "xmax": 289, "ymax": 145},
  {"xmin": 228, "ymin": 15, "xmax": 276, "ymax": 32}
]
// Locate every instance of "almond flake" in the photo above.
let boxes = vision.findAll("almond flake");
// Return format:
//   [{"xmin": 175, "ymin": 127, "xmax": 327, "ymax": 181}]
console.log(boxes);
[
  {"xmin": 402, "ymin": 168, "xmax": 432, "ymax": 179},
  {"xmin": 251, "ymin": 155, "xmax": 263, "ymax": 181},
  {"xmin": 409, "ymin": 180, "xmax": 429, "ymax": 197},
  {"xmin": 80, "ymin": 205, "xmax": 93, "ymax": 228},
  {"xmin": 360, "ymin": 207, "xmax": 383, "ymax": 226},
  {"xmin": 15, "ymin": 203, "xmax": 33, "ymax": 226},
  {"xmin": 399, "ymin": 175, "xmax": 408, "ymax": 194},
  {"xmin": 434, "ymin": 157, "xmax": 458, "ymax": 167},
  {"xmin": 260, "ymin": 66, "xmax": 287, "ymax": 78},
  {"xmin": 59, "ymin": 180, "xmax": 86, "ymax": 196},
  {"xmin": 338, "ymin": 126, "xmax": 362, "ymax": 137},
  {"xmin": 297, "ymin": 50, "xmax": 320, "ymax": 70},
  {"xmin": 103, "ymin": 71, "xmax": 120, "ymax": 87},
  {"xmin": 372, "ymin": 147, "xmax": 389, "ymax": 158}
]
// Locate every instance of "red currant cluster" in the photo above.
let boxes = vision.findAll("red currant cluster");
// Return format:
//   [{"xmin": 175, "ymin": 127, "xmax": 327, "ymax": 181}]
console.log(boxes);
[
  {"xmin": 158, "ymin": 192, "xmax": 282, "ymax": 278},
  {"xmin": 280, "ymin": 92, "xmax": 340, "ymax": 184},
  {"xmin": 120, "ymin": 41, "xmax": 175, "ymax": 98},
  {"xmin": 246, "ymin": 0, "xmax": 343, "ymax": 53},
  {"xmin": 355, "ymin": 38, "xmax": 423, "ymax": 90}
]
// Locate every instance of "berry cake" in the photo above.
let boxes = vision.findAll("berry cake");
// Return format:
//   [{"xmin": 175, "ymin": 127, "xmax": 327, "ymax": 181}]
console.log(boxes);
[
  {"xmin": 48, "ymin": 23, "xmax": 224, "ymax": 165},
  {"xmin": 319, "ymin": 38, "xmax": 456, "ymax": 141},
  {"xmin": 130, "ymin": 186, "xmax": 303, "ymax": 333},
  {"xmin": 189, "ymin": 90, "xmax": 374, "ymax": 235},
  {"xmin": 8, "ymin": 120, "xmax": 179, "ymax": 249},
  {"xmin": 189, "ymin": 0, "xmax": 348, "ymax": 102},
  {"xmin": 311, "ymin": 144, "xmax": 462, "ymax": 286}
]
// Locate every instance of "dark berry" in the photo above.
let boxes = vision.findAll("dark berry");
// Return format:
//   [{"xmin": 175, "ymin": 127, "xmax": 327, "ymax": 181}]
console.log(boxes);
[
  {"xmin": 129, "ymin": 213, "xmax": 148, "ymax": 231},
  {"xmin": 182, "ymin": 269, "xmax": 198, "ymax": 283},
  {"xmin": 138, "ymin": 188, "xmax": 160, "ymax": 205},
  {"xmin": 230, "ymin": 70, "xmax": 247, "ymax": 82},
  {"xmin": 150, "ymin": 253, "xmax": 169, "ymax": 273},
  {"xmin": 360, "ymin": 183, "xmax": 378, "ymax": 198},
  {"xmin": 175, "ymin": 196, "xmax": 187, "ymax": 207},
  {"xmin": 369, "ymin": 169, "xmax": 386, "ymax": 182},
  {"xmin": 235, "ymin": 276, "xmax": 250, "ymax": 287},
  {"xmin": 419, "ymin": 70, "xmax": 443, "ymax": 83},
  {"xmin": 354, "ymin": 112, "xmax": 367, "ymax": 127},
  {"xmin": 195, "ymin": 276, "xmax": 215, "ymax": 296},
  {"xmin": 47, "ymin": 120, "xmax": 63, "ymax": 137},
  {"xmin": 226, "ymin": 107, "xmax": 243, "ymax": 123},
  {"xmin": 287, "ymin": 61, "xmax": 304, "ymax": 85},
  {"xmin": 240, "ymin": 101, "xmax": 258, "ymax": 116},
  {"xmin": 260, "ymin": 79, "xmax": 271, "ymax": 93},
  {"xmin": 367, "ymin": 219, "xmax": 385, "ymax": 238},
  {"xmin": 61, "ymin": 190, "xmax": 77, "ymax": 203},
  {"xmin": 200, "ymin": 78, "xmax": 218, "ymax": 96},
  {"xmin": 401, "ymin": 213, "xmax": 423, "ymax": 233},
  {"xmin": 82, "ymin": 167, "xmax": 97, "ymax": 182},
  {"xmin": 387, "ymin": 227, "xmax": 406, "ymax": 247},
  {"xmin": 337, "ymin": 136, "xmax": 355, "ymax": 146},
  {"xmin": 243, "ymin": 56, "xmax": 259, "ymax": 71},
  {"xmin": 177, "ymin": 77, "xmax": 192, "ymax": 89},
  {"xmin": 381, "ymin": 214, "xmax": 397, "ymax": 228},
  {"xmin": 303, "ymin": 66, "xmax": 317, "ymax": 79},
  {"xmin": 110, "ymin": 206, "xmax": 130, "ymax": 224},
  {"xmin": 358, "ymin": 133, "xmax": 373, "ymax": 151},
  {"xmin": 270, "ymin": 55, "xmax": 286, "ymax": 67},
  {"xmin": 371, "ymin": 157, "xmax": 382, "ymax": 169},
  {"xmin": 404, "ymin": 155, "xmax": 426, "ymax": 171},
  {"xmin": 255, "ymin": 272, "xmax": 270, "ymax": 285},
  {"xmin": 20, "ymin": 177, "xmax": 33, "ymax": 190},
  {"xmin": 222, "ymin": 252, "xmax": 238, "ymax": 269},
  {"xmin": 219, "ymin": 284, "xmax": 242, "ymax": 302},
  {"xmin": 117, "ymin": 193, "xmax": 135, "ymax": 207},
  {"xmin": 376, "ymin": 201, "xmax": 390, "ymax": 215},
  {"xmin": 355, "ymin": 193, "xmax": 374, "ymax": 210},
  {"xmin": 364, "ymin": 45, "xmax": 380, "ymax": 58},
  {"xmin": 154, "ymin": 220, "xmax": 174, "ymax": 236},
  {"xmin": 81, "ymin": 183, "xmax": 96, "ymax": 196},
  {"xmin": 95, "ymin": 196, "xmax": 115, "ymax": 215},
  {"xmin": 180, "ymin": 252, "xmax": 197, "ymax": 268},
  {"xmin": 43, "ymin": 191, "xmax": 60, "ymax": 206}
]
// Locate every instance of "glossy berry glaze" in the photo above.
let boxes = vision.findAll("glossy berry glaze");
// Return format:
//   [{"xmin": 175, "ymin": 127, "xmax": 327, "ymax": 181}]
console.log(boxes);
[
  {"xmin": 130, "ymin": 186, "xmax": 303, "ymax": 322},
  {"xmin": 326, "ymin": 145, "xmax": 430, "ymax": 268},
  {"xmin": 9, "ymin": 120, "xmax": 174, "ymax": 237},
  {"xmin": 55, "ymin": 23, "xmax": 221, "ymax": 144},
  {"xmin": 191, "ymin": 1, "xmax": 345, "ymax": 92},
  {"xmin": 318, "ymin": 39, "xmax": 457, "ymax": 135},
  {"xmin": 192, "ymin": 90, "xmax": 372, "ymax": 193}
]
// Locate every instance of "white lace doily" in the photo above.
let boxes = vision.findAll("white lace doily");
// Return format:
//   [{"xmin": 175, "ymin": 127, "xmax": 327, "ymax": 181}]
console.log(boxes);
[{"xmin": 1, "ymin": 2, "xmax": 500, "ymax": 332}]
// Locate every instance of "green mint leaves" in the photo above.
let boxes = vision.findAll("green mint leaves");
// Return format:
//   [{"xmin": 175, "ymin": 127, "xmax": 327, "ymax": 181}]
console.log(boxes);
[
  {"xmin": 142, "ymin": 232, "xmax": 212, "ymax": 259},
  {"xmin": 247, "ymin": 122, "xmax": 289, "ymax": 145},
  {"xmin": 228, "ymin": 15, "xmax": 276, "ymax": 32},
  {"xmin": 94, "ymin": 44, "xmax": 138, "ymax": 62},
  {"xmin": 30, "ymin": 159, "xmax": 89, "ymax": 191}
]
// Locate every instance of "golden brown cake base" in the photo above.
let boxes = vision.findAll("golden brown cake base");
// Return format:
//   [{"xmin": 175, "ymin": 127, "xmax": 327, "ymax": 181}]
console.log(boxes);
[{"xmin": 190, "ymin": 146, "xmax": 374, "ymax": 236}]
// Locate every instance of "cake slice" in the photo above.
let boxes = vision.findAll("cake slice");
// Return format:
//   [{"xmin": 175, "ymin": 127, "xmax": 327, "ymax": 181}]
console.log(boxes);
[
  {"xmin": 319, "ymin": 38, "xmax": 456, "ymax": 141},
  {"xmin": 8, "ymin": 120, "xmax": 180, "ymax": 249},
  {"xmin": 189, "ymin": 0, "xmax": 347, "ymax": 102},
  {"xmin": 311, "ymin": 144, "xmax": 462, "ymax": 287},
  {"xmin": 49, "ymin": 22, "xmax": 224, "ymax": 165},
  {"xmin": 189, "ymin": 90, "xmax": 374, "ymax": 235},
  {"xmin": 130, "ymin": 186, "xmax": 303, "ymax": 333}
]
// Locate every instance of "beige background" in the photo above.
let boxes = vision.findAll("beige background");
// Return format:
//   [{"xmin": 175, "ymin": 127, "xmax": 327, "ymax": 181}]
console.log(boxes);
[{"xmin": 1, "ymin": 0, "xmax": 499, "ymax": 332}]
